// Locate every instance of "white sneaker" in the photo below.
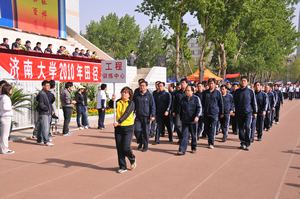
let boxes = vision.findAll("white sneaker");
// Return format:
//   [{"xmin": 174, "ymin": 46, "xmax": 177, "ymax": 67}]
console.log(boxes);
[
  {"xmin": 46, "ymin": 142, "xmax": 54, "ymax": 146},
  {"xmin": 79, "ymin": 127, "xmax": 84, "ymax": 130},
  {"xmin": 117, "ymin": 169, "xmax": 128, "ymax": 174},
  {"xmin": 4, "ymin": 150, "xmax": 15, "ymax": 154},
  {"xmin": 63, "ymin": 133, "xmax": 71, "ymax": 136},
  {"xmin": 84, "ymin": 126, "xmax": 89, "ymax": 129},
  {"xmin": 209, "ymin": 145, "xmax": 214, "ymax": 149}
]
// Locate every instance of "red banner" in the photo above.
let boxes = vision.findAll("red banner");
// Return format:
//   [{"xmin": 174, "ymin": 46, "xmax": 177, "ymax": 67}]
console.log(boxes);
[{"xmin": 0, "ymin": 52, "xmax": 101, "ymax": 82}]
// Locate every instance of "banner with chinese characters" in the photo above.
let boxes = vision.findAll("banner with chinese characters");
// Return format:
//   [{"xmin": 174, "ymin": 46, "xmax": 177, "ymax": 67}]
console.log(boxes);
[
  {"xmin": 101, "ymin": 60, "xmax": 127, "ymax": 83},
  {"xmin": 0, "ymin": 52, "xmax": 101, "ymax": 82},
  {"xmin": 16, "ymin": 0, "xmax": 60, "ymax": 38}
]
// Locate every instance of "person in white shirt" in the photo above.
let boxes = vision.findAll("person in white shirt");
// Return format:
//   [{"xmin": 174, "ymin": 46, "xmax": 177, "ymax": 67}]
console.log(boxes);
[
  {"xmin": 96, "ymin": 84, "xmax": 107, "ymax": 130},
  {"xmin": 288, "ymin": 84, "xmax": 295, "ymax": 100},
  {"xmin": 0, "ymin": 83, "xmax": 14, "ymax": 154}
]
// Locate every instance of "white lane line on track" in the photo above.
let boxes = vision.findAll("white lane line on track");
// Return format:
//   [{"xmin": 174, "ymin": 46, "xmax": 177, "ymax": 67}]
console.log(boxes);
[
  {"xmin": 184, "ymin": 101, "xmax": 300, "ymax": 199},
  {"xmin": 2, "ymin": 155, "xmax": 117, "ymax": 199},
  {"xmin": 92, "ymin": 155, "xmax": 176, "ymax": 199}
]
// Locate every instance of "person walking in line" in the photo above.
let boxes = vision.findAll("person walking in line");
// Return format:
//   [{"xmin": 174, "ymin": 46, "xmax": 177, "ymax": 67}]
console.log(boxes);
[
  {"xmin": 36, "ymin": 80, "xmax": 54, "ymax": 146},
  {"xmin": 202, "ymin": 78, "xmax": 224, "ymax": 149},
  {"xmin": 133, "ymin": 80, "xmax": 155, "ymax": 152},
  {"xmin": 61, "ymin": 82, "xmax": 76, "ymax": 136},
  {"xmin": 154, "ymin": 82, "xmax": 173, "ymax": 143},
  {"xmin": 96, "ymin": 84, "xmax": 107, "ymax": 130},
  {"xmin": 195, "ymin": 82, "xmax": 205, "ymax": 140},
  {"xmin": 75, "ymin": 85, "xmax": 88, "ymax": 130},
  {"xmin": 264, "ymin": 85, "xmax": 276, "ymax": 131},
  {"xmin": 273, "ymin": 84, "xmax": 284, "ymax": 124},
  {"xmin": 177, "ymin": 85, "xmax": 201, "ymax": 155},
  {"xmin": 220, "ymin": 85, "xmax": 234, "ymax": 142},
  {"xmin": 234, "ymin": 76, "xmax": 257, "ymax": 151},
  {"xmin": 172, "ymin": 78, "xmax": 188, "ymax": 144},
  {"xmin": 113, "ymin": 87, "xmax": 136, "ymax": 174},
  {"xmin": 0, "ymin": 83, "xmax": 15, "ymax": 154},
  {"xmin": 253, "ymin": 82, "xmax": 268, "ymax": 141}
]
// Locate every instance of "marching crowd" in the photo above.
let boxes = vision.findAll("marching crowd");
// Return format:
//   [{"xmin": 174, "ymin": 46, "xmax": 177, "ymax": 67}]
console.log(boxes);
[{"xmin": 0, "ymin": 77, "xmax": 299, "ymax": 174}]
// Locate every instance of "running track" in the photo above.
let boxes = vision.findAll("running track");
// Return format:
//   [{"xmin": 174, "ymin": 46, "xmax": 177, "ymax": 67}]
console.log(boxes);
[{"xmin": 0, "ymin": 101, "xmax": 299, "ymax": 199}]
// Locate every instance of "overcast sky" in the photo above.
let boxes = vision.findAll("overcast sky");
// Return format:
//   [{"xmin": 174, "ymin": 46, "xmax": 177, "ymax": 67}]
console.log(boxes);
[{"xmin": 80, "ymin": 0, "xmax": 300, "ymax": 33}]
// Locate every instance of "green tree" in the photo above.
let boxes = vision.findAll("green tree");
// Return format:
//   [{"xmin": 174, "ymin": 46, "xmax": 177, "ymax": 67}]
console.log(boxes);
[
  {"xmin": 84, "ymin": 13, "xmax": 141, "ymax": 59},
  {"xmin": 136, "ymin": 25, "xmax": 167, "ymax": 68},
  {"xmin": 137, "ymin": 0, "xmax": 189, "ymax": 81}
]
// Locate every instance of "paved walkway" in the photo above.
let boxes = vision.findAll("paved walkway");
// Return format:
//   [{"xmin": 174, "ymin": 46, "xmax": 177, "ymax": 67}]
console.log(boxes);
[{"xmin": 0, "ymin": 100, "xmax": 299, "ymax": 199}]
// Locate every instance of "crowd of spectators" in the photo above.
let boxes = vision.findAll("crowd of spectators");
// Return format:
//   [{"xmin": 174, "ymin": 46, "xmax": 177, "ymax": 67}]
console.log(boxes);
[{"xmin": 0, "ymin": 37, "xmax": 99, "ymax": 59}]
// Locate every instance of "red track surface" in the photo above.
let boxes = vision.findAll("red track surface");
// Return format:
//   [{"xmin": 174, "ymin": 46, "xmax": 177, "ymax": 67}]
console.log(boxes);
[{"xmin": 0, "ymin": 101, "xmax": 299, "ymax": 199}]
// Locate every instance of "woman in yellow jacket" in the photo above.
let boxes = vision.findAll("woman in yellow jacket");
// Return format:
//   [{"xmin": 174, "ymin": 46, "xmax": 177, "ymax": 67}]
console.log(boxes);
[{"xmin": 113, "ymin": 87, "xmax": 136, "ymax": 174}]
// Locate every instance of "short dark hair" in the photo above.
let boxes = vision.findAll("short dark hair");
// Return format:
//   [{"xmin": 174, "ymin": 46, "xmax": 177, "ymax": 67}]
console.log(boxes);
[
  {"xmin": 26, "ymin": 40, "xmax": 31, "ymax": 44},
  {"xmin": 158, "ymin": 82, "xmax": 165, "ymax": 86},
  {"xmin": 36, "ymin": 42, "xmax": 41, "ymax": 45},
  {"xmin": 100, "ymin": 84, "xmax": 107, "ymax": 90},
  {"xmin": 139, "ymin": 80, "xmax": 148, "ymax": 86},
  {"xmin": 254, "ymin": 81, "xmax": 261, "ymax": 86},
  {"xmin": 75, "ymin": 47, "xmax": 79, "ymax": 50},
  {"xmin": 180, "ymin": 78, "xmax": 188, "ymax": 84},
  {"xmin": 49, "ymin": 80, "xmax": 56, "ymax": 89},
  {"xmin": 185, "ymin": 85, "xmax": 194, "ymax": 92},
  {"xmin": 240, "ymin": 76, "xmax": 248, "ymax": 81},
  {"xmin": 197, "ymin": 82, "xmax": 203, "ymax": 86},
  {"xmin": 121, "ymin": 86, "xmax": 134, "ymax": 100},
  {"xmin": 0, "ymin": 80, "xmax": 8, "ymax": 87},
  {"xmin": 208, "ymin": 78, "xmax": 216, "ymax": 84},
  {"xmin": 16, "ymin": 38, "xmax": 21, "ymax": 42},
  {"xmin": 65, "ymin": 82, "xmax": 73, "ymax": 89},
  {"xmin": 220, "ymin": 85, "xmax": 227, "ymax": 89},
  {"xmin": 3, "ymin": 38, "xmax": 8, "ymax": 43},
  {"xmin": 48, "ymin": 44, "xmax": 52, "ymax": 47},
  {"xmin": 138, "ymin": 78, "xmax": 145, "ymax": 83},
  {"xmin": 1, "ymin": 83, "xmax": 12, "ymax": 96},
  {"xmin": 42, "ymin": 80, "xmax": 49, "ymax": 86}
]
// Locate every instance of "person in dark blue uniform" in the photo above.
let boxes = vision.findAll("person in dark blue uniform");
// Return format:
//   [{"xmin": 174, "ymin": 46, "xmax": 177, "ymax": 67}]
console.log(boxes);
[
  {"xmin": 133, "ymin": 80, "xmax": 156, "ymax": 152},
  {"xmin": 202, "ymin": 78, "xmax": 224, "ymax": 149},
  {"xmin": 177, "ymin": 85, "xmax": 202, "ymax": 155},
  {"xmin": 154, "ymin": 82, "xmax": 173, "ymax": 143},
  {"xmin": 195, "ymin": 82, "xmax": 205, "ymax": 140},
  {"xmin": 252, "ymin": 82, "xmax": 268, "ymax": 141},
  {"xmin": 150, "ymin": 81, "xmax": 160, "ymax": 137},
  {"xmin": 172, "ymin": 78, "xmax": 188, "ymax": 144},
  {"xmin": 220, "ymin": 85, "xmax": 234, "ymax": 142},
  {"xmin": 273, "ymin": 84, "xmax": 283, "ymax": 124},
  {"xmin": 230, "ymin": 82, "xmax": 239, "ymax": 135},
  {"xmin": 264, "ymin": 85, "xmax": 275, "ymax": 131},
  {"xmin": 233, "ymin": 76, "xmax": 257, "ymax": 151}
]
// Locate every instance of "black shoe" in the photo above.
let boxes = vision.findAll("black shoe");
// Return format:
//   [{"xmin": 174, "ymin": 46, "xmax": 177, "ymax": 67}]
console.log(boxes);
[
  {"xmin": 257, "ymin": 138, "xmax": 262, "ymax": 141},
  {"xmin": 142, "ymin": 148, "xmax": 148, "ymax": 152},
  {"xmin": 177, "ymin": 151, "xmax": 185, "ymax": 156},
  {"xmin": 169, "ymin": 139, "xmax": 173, "ymax": 143},
  {"xmin": 222, "ymin": 137, "xmax": 227, "ymax": 142},
  {"xmin": 191, "ymin": 149, "xmax": 197, "ymax": 153},
  {"xmin": 244, "ymin": 146, "xmax": 249, "ymax": 151}
]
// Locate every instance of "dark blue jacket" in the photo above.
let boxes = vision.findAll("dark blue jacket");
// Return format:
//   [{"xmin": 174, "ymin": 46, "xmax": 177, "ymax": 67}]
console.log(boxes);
[
  {"xmin": 173, "ymin": 89, "xmax": 186, "ymax": 115},
  {"xmin": 255, "ymin": 91, "xmax": 268, "ymax": 114},
  {"xmin": 133, "ymin": 90, "xmax": 156, "ymax": 118},
  {"xmin": 179, "ymin": 95, "xmax": 202, "ymax": 124},
  {"xmin": 154, "ymin": 90, "xmax": 172, "ymax": 116},
  {"xmin": 222, "ymin": 93, "xmax": 234, "ymax": 114},
  {"xmin": 274, "ymin": 89, "xmax": 283, "ymax": 107},
  {"xmin": 195, "ymin": 91, "xmax": 204, "ymax": 115},
  {"xmin": 266, "ymin": 92, "xmax": 276, "ymax": 110},
  {"xmin": 233, "ymin": 87, "xmax": 257, "ymax": 115},
  {"xmin": 202, "ymin": 89, "xmax": 224, "ymax": 117}
]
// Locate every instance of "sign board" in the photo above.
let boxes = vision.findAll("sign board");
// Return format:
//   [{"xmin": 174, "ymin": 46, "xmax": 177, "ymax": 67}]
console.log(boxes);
[
  {"xmin": 0, "ymin": 52, "xmax": 101, "ymax": 82},
  {"xmin": 101, "ymin": 60, "xmax": 126, "ymax": 83}
]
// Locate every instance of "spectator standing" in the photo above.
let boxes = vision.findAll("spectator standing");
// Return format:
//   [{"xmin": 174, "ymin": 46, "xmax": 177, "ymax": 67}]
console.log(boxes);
[
  {"xmin": 0, "ymin": 83, "xmax": 14, "ymax": 154},
  {"xmin": 96, "ymin": 84, "xmax": 107, "ymax": 130},
  {"xmin": 61, "ymin": 82, "xmax": 76, "ymax": 136},
  {"xmin": 75, "ymin": 86, "xmax": 88, "ymax": 129}
]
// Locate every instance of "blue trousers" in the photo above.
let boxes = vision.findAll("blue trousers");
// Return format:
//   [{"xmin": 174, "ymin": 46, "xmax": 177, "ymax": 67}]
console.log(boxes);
[
  {"xmin": 220, "ymin": 114, "xmax": 230, "ymax": 139},
  {"xmin": 237, "ymin": 113, "xmax": 252, "ymax": 147},
  {"xmin": 179, "ymin": 123, "xmax": 197, "ymax": 153},
  {"xmin": 204, "ymin": 115, "xmax": 218, "ymax": 145},
  {"xmin": 76, "ymin": 105, "xmax": 88, "ymax": 127}
]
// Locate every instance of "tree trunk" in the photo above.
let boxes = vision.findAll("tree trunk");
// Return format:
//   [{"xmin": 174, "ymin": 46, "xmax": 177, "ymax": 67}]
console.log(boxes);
[
  {"xmin": 175, "ymin": 32, "xmax": 180, "ymax": 81},
  {"xmin": 220, "ymin": 42, "xmax": 227, "ymax": 79}
]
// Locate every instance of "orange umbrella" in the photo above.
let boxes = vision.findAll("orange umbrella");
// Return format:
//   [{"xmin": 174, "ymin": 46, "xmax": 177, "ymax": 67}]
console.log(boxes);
[{"xmin": 187, "ymin": 69, "xmax": 222, "ymax": 81}]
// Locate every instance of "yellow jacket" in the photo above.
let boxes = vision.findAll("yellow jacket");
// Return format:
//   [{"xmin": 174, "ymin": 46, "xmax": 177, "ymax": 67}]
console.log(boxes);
[{"xmin": 116, "ymin": 99, "xmax": 135, "ymax": 126}]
